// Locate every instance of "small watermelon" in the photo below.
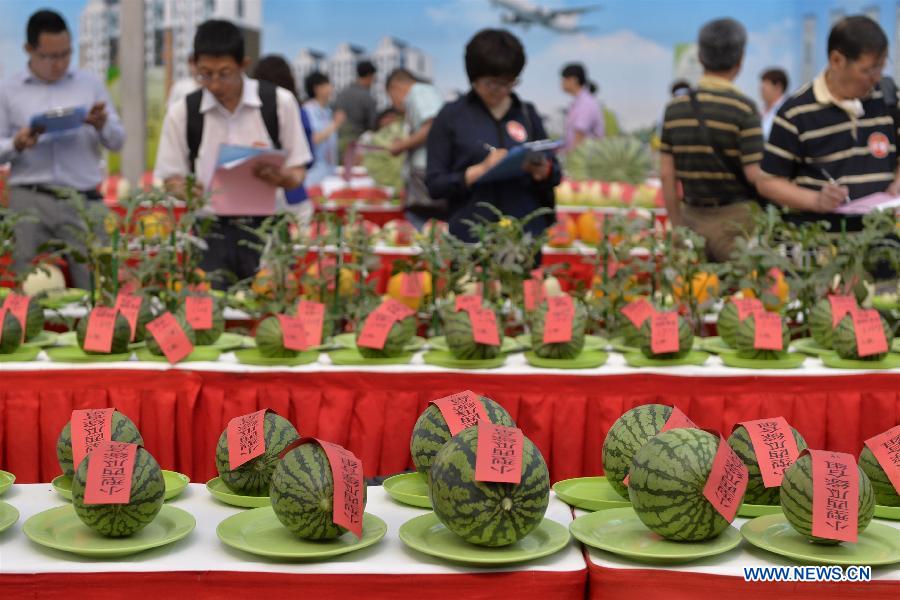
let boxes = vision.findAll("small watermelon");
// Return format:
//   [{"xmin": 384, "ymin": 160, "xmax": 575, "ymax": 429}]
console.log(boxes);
[
  {"xmin": 602, "ymin": 404, "xmax": 673, "ymax": 499},
  {"xmin": 410, "ymin": 395, "xmax": 515, "ymax": 473},
  {"xmin": 255, "ymin": 316, "xmax": 298, "ymax": 358},
  {"xmin": 270, "ymin": 443, "xmax": 368, "ymax": 540},
  {"xmin": 176, "ymin": 295, "xmax": 224, "ymax": 345},
  {"xmin": 56, "ymin": 410, "xmax": 144, "ymax": 478},
  {"xmin": 734, "ymin": 314, "xmax": 790, "ymax": 360},
  {"xmin": 716, "ymin": 301, "xmax": 741, "ymax": 348},
  {"xmin": 0, "ymin": 310, "xmax": 23, "ymax": 354},
  {"xmin": 530, "ymin": 298, "xmax": 587, "ymax": 359},
  {"xmin": 859, "ymin": 446, "xmax": 900, "ymax": 507},
  {"xmin": 71, "ymin": 445, "xmax": 165, "ymax": 537},
  {"xmin": 809, "ymin": 299, "xmax": 844, "ymax": 349},
  {"xmin": 833, "ymin": 313, "xmax": 893, "ymax": 361},
  {"xmin": 215, "ymin": 412, "xmax": 300, "ymax": 495},
  {"xmin": 629, "ymin": 428, "xmax": 742, "ymax": 541},
  {"xmin": 131, "ymin": 296, "xmax": 156, "ymax": 343},
  {"xmin": 76, "ymin": 310, "xmax": 132, "ymax": 354},
  {"xmin": 428, "ymin": 426, "xmax": 550, "ymax": 547},
  {"xmin": 443, "ymin": 306, "xmax": 504, "ymax": 360},
  {"xmin": 21, "ymin": 296, "xmax": 45, "ymax": 341},
  {"xmin": 780, "ymin": 454, "xmax": 875, "ymax": 545},
  {"xmin": 727, "ymin": 424, "xmax": 807, "ymax": 505},
  {"xmin": 145, "ymin": 313, "xmax": 196, "ymax": 356},
  {"xmin": 355, "ymin": 312, "xmax": 416, "ymax": 358},
  {"xmin": 638, "ymin": 313, "xmax": 693, "ymax": 359}
]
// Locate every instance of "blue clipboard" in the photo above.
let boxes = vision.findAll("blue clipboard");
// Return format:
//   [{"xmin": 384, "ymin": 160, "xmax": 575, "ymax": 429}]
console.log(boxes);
[
  {"xmin": 475, "ymin": 139, "xmax": 563, "ymax": 185},
  {"xmin": 29, "ymin": 106, "xmax": 87, "ymax": 133}
]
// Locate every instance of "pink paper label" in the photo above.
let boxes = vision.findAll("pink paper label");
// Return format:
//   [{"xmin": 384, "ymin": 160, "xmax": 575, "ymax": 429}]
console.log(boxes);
[
  {"xmin": 650, "ymin": 312, "xmax": 679, "ymax": 354},
  {"xmin": 851, "ymin": 309, "xmax": 888, "ymax": 357},
  {"xmin": 146, "ymin": 312, "xmax": 193, "ymax": 364},
  {"xmin": 475, "ymin": 422, "xmax": 523, "ymax": 484},
  {"xmin": 83, "ymin": 307, "xmax": 119, "ymax": 353},
  {"xmin": 70, "ymin": 408, "xmax": 115, "ymax": 471},
  {"xmin": 430, "ymin": 390, "xmax": 489, "ymax": 436},
  {"xmin": 2, "ymin": 294, "xmax": 30, "ymax": 342},
  {"xmin": 356, "ymin": 310, "xmax": 395, "ymax": 350},
  {"xmin": 83, "ymin": 441, "xmax": 137, "ymax": 505},
  {"xmin": 469, "ymin": 307, "xmax": 500, "ymax": 346},
  {"xmin": 296, "ymin": 300, "xmax": 326, "ymax": 347},
  {"xmin": 315, "ymin": 438, "xmax": 364, "ymax": 539},
  {"xmin": 185, "ymin": 296, "xmax": 214, "ymax": 330},
  {"xmin": 737, "ymin": 417, "xmax": 800, "ymax": 488},
  {"xmin": 864, "ymin": 425, "xmax": 900, "ymax": 495},
  {"xmin": 828, "ymin": 295, "xmax": 857, "ymax": 328},
  {"xmin": 400, "ymin": 272, "xmax": 424, "ymax": 298},
  {"xmin": 380, "ymin": 298, "xmax": 416, "ymax": 321},
  {"xmin": 455, "ymin": 295, "xmax": 482, "ymax": 312},
  {"xmin": 660, "ymin": 406, "xmax": 698, "ymax": 433},
  {"xmin": 702, "ymin": 435, "xmax": 748, "ymax": 521},
  {"xmin": 621, "ymin": 299, "xmax": 655, "ymax": 328},
  {"xmin": 114, "ymin": 294, "xmax": 143, "ymax": 341},
  {"xmin": 277, "ymin": 314, "xmax": 309, "ymax": 351},
  {"xmin": 226, "ymin": 409, "xmax": 267, "ymax": 470},
  {"xmin": 808, "ymin": 449, "xmax": 859, "ymax": 543},
  {"xmin": 543, "ymin": 295, "xmax": 574, "ymax": 344},
  {"xmin": 753, "ymin": 312, "xmax": 783, "ymax": 351},
  {"xmin": 523, "ymin": 279, "xmax": 543, "ymax": 312},
  {"xmin": 733, "ymin": 298, "xmax": 764, "ymax": 321}
]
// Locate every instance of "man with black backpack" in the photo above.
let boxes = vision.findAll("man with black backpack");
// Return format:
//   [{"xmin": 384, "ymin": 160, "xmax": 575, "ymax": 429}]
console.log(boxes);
[
  {"xmin": 659, "ymin": 18, "xmax": 763, "ymax": 262},
  {"xmin": 154, "ymin": 20, "xmax": 311, "ymax": 288}
]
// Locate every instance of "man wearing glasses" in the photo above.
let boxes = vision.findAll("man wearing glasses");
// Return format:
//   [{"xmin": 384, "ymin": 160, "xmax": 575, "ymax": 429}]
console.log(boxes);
[{"xmin": 0, "ymin": 9, "xmax": 125, "ymax": 288}]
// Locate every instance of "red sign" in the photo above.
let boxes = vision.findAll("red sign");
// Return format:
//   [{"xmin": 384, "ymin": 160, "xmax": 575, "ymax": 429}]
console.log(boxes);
[
  {"xmin": 455, "ymin": 295, "xmax": 482, "ymax": 312},
  {"xmin": 83, "ymin": 307, "xmax": 119, "ymax": 353},
  {"xmin": 523, "ymin": 279, "xmax": 543, "ymax": 312},
  {"xmin": 2, "ymin": 294, "xmax": 30, "ymax": 342},
  {"xmin": 851, "ymin": 309, "xmax": 888, "ymax": 357},
  {"xmin": 469, "ymin": 307, "xmax": 500, "ymax": 346},
  {"xmin": 356, "ymin": 311, "xmax": 395, "ymax": 350},
  {"xmin": 621, "ymin": 299, "xmax": 655, "ymax": 328},
  {"xmin": 185, "ymin": 296, "xmax": 214, "ymax": 330},
  {"xmin": 296, "ymin": 300, "xmax": 326, "ymax": 347},
  {"xmin": 703, "ymin": 435, "xmax": 748, "ymax": 521},
  {"xmin": 737, "ymin": 417, "xmax": 801, "ymax": 488},
  {"xmin": 312, "ymin": 439, "xmax": 364, "ymax": 539},
  {"xmin": 70, "ymin": 408, "xmax": 115, "ymax": 470},
  {"xmin": 733, "ymin": 298, "xmax": 764, "ymax": 321},
  {"xmin": 542, "ymin": 295, "xmax": 575, "ymax": 344},
  {"xmin": 753, "ymin": 312, "xmax": 783, "ymax": 351},
  {"xmin": 114, "ymin": 294, "xmax": 143, "ymax": 341},
  {"xmin": 145, "ymin": 312, "xmax": 193, "ymax": 364},
  {"xmin": 400, "ymin": 272, "xmax": 424, "ymax": 298},
  {"xmin": 226, "ymin": 409, "xmax": 268, "ymax": 470},
  {"xmin": 650, "ymin": 312, "xmax": 679, "ymax": 355},
  {"xmin": 828, "ymin": 295, "xmax": 857, "ymax": 328},
  {"xmin": 83, "ymin": 441, "xmax": 138, "ymax": 505},
  {"xmin": 864, "ymin": 425, "xmax": 900, "ymax": 495},
  {"xmin": 430, "ymin": 390, "xmax": 489, "ymax": 436},
  {"xmin": 277, "ymin": 314, "xmax": 309, "ymax": 351},
  {"xmin": 475, "ymin": 422, "xmax": 524, "ymax": 484},
  {"xmin": 808, "ymin": 449, "xmax": 860, "ymax": 543}
]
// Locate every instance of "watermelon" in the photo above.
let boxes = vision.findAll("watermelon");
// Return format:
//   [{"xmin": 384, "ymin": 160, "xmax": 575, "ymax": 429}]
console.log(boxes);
[
  {"xmin": 530, "ymin": 298, "xmax": 587, "ymax": 359},
  {"xmin": 859, "ymin": 446, "xmax": 900, "ymax": 507},
  {"xmin": 0, "ymin": 310, "xmax": 23, "ymax": 354},
  {"xmin": 780, "ymin": 454, "xmax": 875, "ymax": 544},
  {"xmin": 21, "ymin": 296, "xmax": 45, "ymax": 341},
  {"xmin": 734, "ymin": 314, "xmax": 790, "ymax": 360},
  {"xmin": 428, "ymin": 426, "xmax": 550, "ymax": 547},
  {"xmin": 716, "ymin": 301, "xmax": 740, "ymax": 348},
  {"xmin": 833, "ymin": 313, "xmax": 894, "ymax": 361},
  {"xmin": 628, "ymin": 428, "xmax": 740, "ymax": 541},
  {"xmin": 602, "ymin": 404, "xmax": 673, "ymax": 499},
  {"xmin": 214, "ymin": 412, "xmax": 300, "ymax": 495},
  {"xmin": 71, "ymin": 445, "xmax": 165, "ymax": 537},
  {"xmin": 76, "ymin": 310, "xmax": 133, "ymax": 354},
  {"xmin": 176, "ymin": 295, "xmax": 224, "ymax": 345},
  {"xmin": 410, "ymin": 395, "xmax": 515, "ymax": 473},
  {"xmin": 638, "ymin": 313, "xmax": 693, "ymax": 359},
  {"xmin": 355, "ymin": 312, "xmax": 416, "ymax": 358},
  {"xmin": 809, "ymin": 299, "xmax": 843, "ymax": 349},
  {"xmin": 130, "ymin": 296, "xmax": 156, "ymax": 343},
  {"xmin": 443, "ymin": 306, "xmax": 504, "ymax": 360},
  {"xmin": 255, "ymin": 316, "xmax": 299, "ymax": 358},
  {"xmin": 56, "ymin": 410, "xmax": 144, "ymax": 478},
  {"xmin": 270, "ymin": 443, "xmax": 368, "ymax": 539},
  {"xmin": 145, "ymin": 313, "xmax": 196, "ymax": 356},
  {"xmin": 727, "ymin": 424, "xmax": 807, "ymax": 505}
]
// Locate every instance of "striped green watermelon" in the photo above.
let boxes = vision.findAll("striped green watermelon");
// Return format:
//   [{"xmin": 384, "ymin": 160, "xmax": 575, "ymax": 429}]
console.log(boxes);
[
  {"xmin": 71, "ymin": 445, "xmax": 165, "ymax": 537},
  {"xmin": 443, "ymin": 307, "xmax": 504, "ymax": 360},
  {"xmin": 76, "ymin": 311, "xmax": 132, "ymax": 354},
  {"xmin": 809, "ymin": 299, "xmax": 840, "ymax": 349},
  {"xmin": 833, "ymin": 313, "xmax": 894, "ymax": 361},
  {"xmin": 859, "ymin": 446, "xmax": 900, "ymax": 507},
  {"xmin": 780, "ymin": 454, "xmax": 875, "ymax": 544},
  {"xmin": 530, "ymin": 298, "xmax": 587, "ymax": 359},
  {"xmin": 638, "ymin": 314, "xmax": 693, "ymax": 359},
  {"xmin": 602, "ymin": 404, "xmax": 673, "ymax": 499},
  {"xmin": 56, "ymin": 410, "xmax": 144, "ymax": 478},
  {"xmin": 628, "ymin": 428, "xmax": 740, "ymax": 541},
  {"xmin": 0, "ymin": 310, "xmax": 23, "ymax": 354},
  {"xmin": 727, "ymin": 424, "xmax": 807, "ymax": 505},
  {"xmin": 255, "ymin": 316, "xmax": 298, "ymax": 358},
  {"xmin": 356, "ymin": 313, "xmax": 416, "ymax": 358},
  {"xmin": 176, "ymin": 295, "xmax": 224, "ymax": 345},
  {"xmin": 131, "ymin": 296, "xmax": 156, "ymax": 343},
  {"xmin": 146, "ymin": 313, "xmax": 196, "ymax": 356},
  {"xmin": 215, "ymin": 412, "xmax": 300, "ymax": 495},
  {"xmin": 410, "ymin": 395, "xmax": 515, "ymax": 473},
  {"xmin": 270, "ymin": 443, "xmax": 368, "ymax": 539},
  {"xmin": 735, "ymin": 314, "xmax": 790, "ymax": 360},
  {"xmin": 716, "ymin": 301, "xmax": 741, "ymax": 348},
  {"xmin": 21, "ymin": 296, "xmax": 45, "ymax": 341},
  {"xmin": 428, "ymin": 426, "xmax": 550, "ymax": 547}
]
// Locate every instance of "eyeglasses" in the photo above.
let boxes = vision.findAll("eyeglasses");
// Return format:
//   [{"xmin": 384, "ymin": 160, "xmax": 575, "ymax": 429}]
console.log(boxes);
[
  {"xmin": 195, "ymin": 70, "xmax": 241, "ymax": 84},
  {"xmin": 478, "ymin": 77, "xmax": 519, "ymax": 92},
  {"xmin": 33, "ymin": 48, "xmax": 72, "ymax": 63}
]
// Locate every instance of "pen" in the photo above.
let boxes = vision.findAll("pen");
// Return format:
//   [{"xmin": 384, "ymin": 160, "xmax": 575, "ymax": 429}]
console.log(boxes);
[
  {"xmin": 819, "ymin": 167, "xmax": 851, "ymax": 204},
  {"xmin": 482, "ymin": 143, "xmax": 497, "ymax": 153}
]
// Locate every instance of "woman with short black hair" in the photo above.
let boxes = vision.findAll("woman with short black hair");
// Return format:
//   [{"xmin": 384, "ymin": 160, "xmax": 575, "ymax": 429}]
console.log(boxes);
[
  {"xmin": 302, "ymin": 71, "xmax": 343, "ymax": 187},
  {"xmin": 560, "ymin": 62, "xmax": 604, "ymax": 151}
]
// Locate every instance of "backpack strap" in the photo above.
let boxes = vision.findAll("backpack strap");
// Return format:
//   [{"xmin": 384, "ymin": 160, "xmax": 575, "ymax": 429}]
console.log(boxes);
[{"xmin": 257, "ymin": 80, "xmax": 281, "ymax": 150}]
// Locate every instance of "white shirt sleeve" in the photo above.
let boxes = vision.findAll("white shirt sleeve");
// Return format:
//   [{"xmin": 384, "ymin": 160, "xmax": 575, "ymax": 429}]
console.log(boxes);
[
  {"xmin": 153, "ymin": 99, "xmax": 190, "ymax": 181},
  {"xmin": 275, "ymin": 87, "xmax": 312, "ymax": 169},
  {"xmin": 92, "ymin": 73, "xmax": 125, "ymax": 151}
]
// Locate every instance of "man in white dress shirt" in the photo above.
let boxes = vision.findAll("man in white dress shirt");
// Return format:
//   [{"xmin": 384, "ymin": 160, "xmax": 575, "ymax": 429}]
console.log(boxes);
[{"xmin": 760, "ymin": 68, "xmax": 788, "ymax": 140}]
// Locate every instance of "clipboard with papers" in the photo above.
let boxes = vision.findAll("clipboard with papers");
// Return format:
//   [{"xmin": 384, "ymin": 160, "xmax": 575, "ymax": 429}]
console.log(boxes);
[
  {"xmin": 475, "ymin": 139, "xmax": 563, "ymax": 185},
  {"xmin": 209, "ymin": 144, "xmax": 287, "ymax": 216},
  {"xmin": 835, "ymin": 192, "xmax": 900, "ymax": 214},
  {"xmin": 29, "ymin": 106, "xmax": 87, "ymax": 134}
]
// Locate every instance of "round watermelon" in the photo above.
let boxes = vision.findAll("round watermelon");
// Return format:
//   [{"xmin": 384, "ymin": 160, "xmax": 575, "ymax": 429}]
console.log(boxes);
[
  {"xmin": 602, "ymin": 404, "xmax": 673, "ymax": 499},
  {"xmin": 859, "ymin": 446, "xmax": 900, "ymax": 507},
  {"xmin": 638, "ymin": 314, "xmax": 693, "ymax": 359},
  {"xmin": 629, "ymin": 428, "xmax": 741, "ymax": 541},
  {"xmin": 356, "ymin": 313, "xmax": 416, "ymax": 358},
  {"xmin": 176, "ymin": 295, "xmax": 224, "ymax": 345},
  {"xmin": 809, "ymin": 299, "xmax": 842, "ymax": 349},
  {"xmin": 22, "ymin": 295, "xmax": 45, "ymax": 341},
  {"xmin": 71, "ymin": 445, "xmax": 165, "ymax": 537},
  {"xmin": 530, "ymin": 298, "xmax": 587, "ymax": 359},
  {"xmin": 428, "ymin": 426, "xmax": 549, "ymax": 547},
  {"xmin": 410, "ymin": 395, "xmax": 515, "ymax": 473},
  {"xmin": 215, "ymin": 412, "xmax": 300, "ymax": 495},
  {"xmin": 56, "ymin": 410, "xmax": 144, "ymax": 478},
  {"xmin": 0, "ymin": 310, "xmax": 23, "ymax": 354},
  {"xmin": 76, "ymin": 310, "xmax": 132, "ymax": 354},
  {"xmin": 131, "ymin": 296, "xmax": 156, "ymax": 343},
  {"xmin": 833, "ymin": 313, "xmax": 893, "ymax": 361},
  {"xmin": 734, "ymin": 314, "xmax": 790, "ymax": 360},
  {"xmin": 270, "ymin": 443, "xmax": 368, "ymax": 540},
  {"xmin": 146, "ymin": 313, "xmax": 196, "ymax": 356},
  {"xmin": 444, "ymin": 306, "xmax": 504, "ymax": 360},
  {"xmin": 780, "ymin": 454, "xmax": 875, "ymax": 545},
  {"xmin": 716, "ymin": 301, "xmax": 741, "ymax": 348},
  {"xmin": 256, "ymin": 316, "xmax": 299, "ymax": 358},
  {"xmin": 727, "ymin": 424, "xmax": 807, "ymax": 505}
]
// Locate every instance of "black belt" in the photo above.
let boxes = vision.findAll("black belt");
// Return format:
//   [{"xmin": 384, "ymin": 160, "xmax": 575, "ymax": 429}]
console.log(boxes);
[{"xmin": 16, "ymin": 184, "xmax": 102, "ymax": 201}]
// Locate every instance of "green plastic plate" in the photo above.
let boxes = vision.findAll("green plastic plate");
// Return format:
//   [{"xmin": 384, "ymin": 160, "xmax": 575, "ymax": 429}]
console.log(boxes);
[
  {"xmin": 738, "ymin": 503, "xmax": 782, "ymax": 518},
  {"xmin": 516, "ymin": 335, "xmax": 607, "ymax": 353},
  {"xmin": 894, "ymin": 338, "xmax": 900, "ymax": 353},
  {"xmin": 135, "ymin": 347, "xmax": 222, "ymax": 363},
  {"xmin": 22, "ymin": 504, "xmax": 195, "ymax": 558},
  {"xmin": 525, "ymin": 350, "xmax": 608, "ymax": 369},
  {"xmin": 791, "ymin": 337, "xmax": 832, "ymax": 357},
  {"xmin": 329, "ymin": 348, "xmax": 414, "ymax": 366},
  {"xmin": 623, "ymin": 351, "xmax": 709, "ymax": 368},
  {"xmin": 552, "ymin": 476, "xmax": 630, "ymax": 511},
  {"xmin": 22, "ymin": 331, "xmax": 60, "ymax": 348},
  {"xmin": 52, "ymin": 470, "xmax": 189, "ymax": 502},
  {"xmin": 56, "ymin": 331, "xmax": 77, "ymax": 346},
  {"xmin": 206, "ymin": 477, "xmax": 271, "ymax": 508},
  {"xmin": 741, "ymin": 513, "xmax": 900, "ymax": 566},
  {"xmin": 608, "ymin": 336, "xmax": 638, "ymax": 353},
  {"xmin": 333, "ymin": 332, "xmax": 426, "ymax": 352},
  {"xmin": 399, "ymin": 512, "xmax": 571, "ymax": 565},
  {"xmin": 875, "ymin": 504, "xmax": 900, "ymax": 520},
  {"xmin": 383, "ymin": 472, "xmax": 431, "ymax": 509},
  {"xmin": 209, "ymin": 332, "xmax": 251, "ymax": 352},
  {"xmin": 0, "ymin": 501, "xmax": 19, "ymax": 533},
  {"xmin": 873, "ymin": 296, "xmax": 899, "ymax": 311},
  {"xmin": 720, "ymin": 352, "xmax": 806, "ymax": 370},
  {"xmin": 429, "ymin": 335, "xmax": 520, "ymax": 354},
  {"xmin": 45, "ymin": 346, "xmax": 132, "ymax": 363},
  {"xmin": 570, "ymin": 507, "xmax": 741, "ymax": 564},
  {"xmin": 698, "ymin": 336, "xmax": 737, "ymax": 355},
  {"xmin": 0, "ymin": 345, "xmax": 41, "ymax": 362},
  {"xmin": 422, "ymin": 350, "xmax": 506, "ymax": 370},
  {"xmin": 234, "ymin": 348, "xmax": 319, "ymax": 366},
  {"xmin": 217, "ymin": 507, "xmax": 387, "ymax": 559},
  {"xmin": 0, "ymin": 470, "xmax": 14, "ymax": 496},
  {"xmin": 39, "ymin": 288, "xmax": 88, "ymax": 309},
  {"xmin": 821, "ymin": 352, "xmax": 900, "ymax": 370}
]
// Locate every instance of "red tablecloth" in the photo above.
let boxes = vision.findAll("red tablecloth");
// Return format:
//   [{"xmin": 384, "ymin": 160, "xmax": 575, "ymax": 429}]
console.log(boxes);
[{"xmin": 1, "ymin": 370, "xmax": 898, "ymax": 484}]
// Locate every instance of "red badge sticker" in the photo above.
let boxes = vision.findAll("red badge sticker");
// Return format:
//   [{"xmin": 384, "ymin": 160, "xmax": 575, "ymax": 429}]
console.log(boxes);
[
  {"xmin": 185, "ymin": 296, "xmax": 214, "ymax": 331},
  {"xmin": 733, "ymin": 298, "xmax": 763, "ymax": 321},
  {"xmin": 621, "ymin": 299, "xmax": 655, "ymax": 328},
  {"xmin": 83, "ymin": 307, "xmax": 119, "ymax": 353},
  {"xmin": 703, "ymin": 435, "xmax": 749, "ymax": 521},
  {"xmin": 506, "ymin": 120, "xmax": 527, "ymax": 143},
  {"xmin": 226, "ymin": 409, "xmax": 268, "ymax": 470},
  {"xmin": 828, "ymin": 295, "xmax": 857, "ymax": 328},
  {"xmin": 114, "ymin": 294, "xmax": 143, "ymax": 341},
  {"xmin": 650, "ymin": 312, "xmax": 679, "ymax": 355},
  {"xmin": 312, "ymin": 439, "xmax": 365, "ymax": 539},
  {"xmin": 737, "ymin": 417, "xmax": 801, "ymax": 488},
  {"xmin": 430, "ymin": 390, "xmax": 490, "ymax": 436},
  {"xmin": 296, "ymin": 300, "xmax": 326, "ymax": 347},
  {"xmin": 70, "ymin": 408, "xmax": 115, "ymax": 470},
  {"xmin": 277, "ymin": 314, "xmax": 309, "ymax": 351},
  {"xmin": 475, "ymin": 422, "xmax": 524, "ymax": 484},
  {"xmin": 2, "ymin": 294, "xmax": 30, "ymax": 342},
  {"xmin": 808, "ymin": 449, "xmax": 860, "ymax": 543},
  {"xmin": 851, "ymin": 308, "xmax": 888, "ymax": 357},
  {"xmin": 83, "ymin": 441, "xmax": 138, "ymax": 505},
  {"xmin": 868, "ymin": 132, "xmax": 890, "ymax": 159},
  {"xmin": 753, "ymin": 312, "xmax": 783, "ymax": 351},
  {"xmin": 469, "ymin": 306, "xmax": 500, "ymax": 346},
  {"xmin": 864, "ymin": 425, "xmax": 900, "ymax": 494},
  {"xmin": 543, "ymin": 295, "xmax": 575, "ymax": 344},
  {"xmin": 455, "ymin": 295, "xmax": 482, "ymax": 312},
  {"xmin": 145, "ymin": 312, "xmax": 193, "ymax": 364}
]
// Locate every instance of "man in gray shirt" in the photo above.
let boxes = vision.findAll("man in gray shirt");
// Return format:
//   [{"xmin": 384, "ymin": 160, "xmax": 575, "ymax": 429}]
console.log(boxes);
[{"xmin": 335, "ymin": 60, "xmax": 377, "ymax": 160}]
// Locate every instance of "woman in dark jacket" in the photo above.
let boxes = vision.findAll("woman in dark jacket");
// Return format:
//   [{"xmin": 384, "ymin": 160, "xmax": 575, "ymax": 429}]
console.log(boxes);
[{"xmin": 425, "ymin": 29, "xmax": 561, "ymax": 242}]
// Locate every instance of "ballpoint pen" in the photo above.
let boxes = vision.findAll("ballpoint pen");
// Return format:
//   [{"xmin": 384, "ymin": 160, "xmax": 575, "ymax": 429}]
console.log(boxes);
[{"xmin": 818, "ymin": 167, "xmax": 851, "ymax": 204}]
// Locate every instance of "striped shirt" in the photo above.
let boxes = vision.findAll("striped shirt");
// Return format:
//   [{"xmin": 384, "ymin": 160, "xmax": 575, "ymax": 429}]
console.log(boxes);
[
  {"xmin": 660, "ymin": 75, "xmax": 763, "ymax": 205},
  {"xmin": 761, "ymin": 72, "xmax": 898, "ymax": 228}
]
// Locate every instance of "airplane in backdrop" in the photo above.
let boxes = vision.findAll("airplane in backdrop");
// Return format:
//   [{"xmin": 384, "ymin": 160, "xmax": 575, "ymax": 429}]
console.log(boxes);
[{"xmin": 489, "ymin": 0, "xmax": 601, "ymax": 33}]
